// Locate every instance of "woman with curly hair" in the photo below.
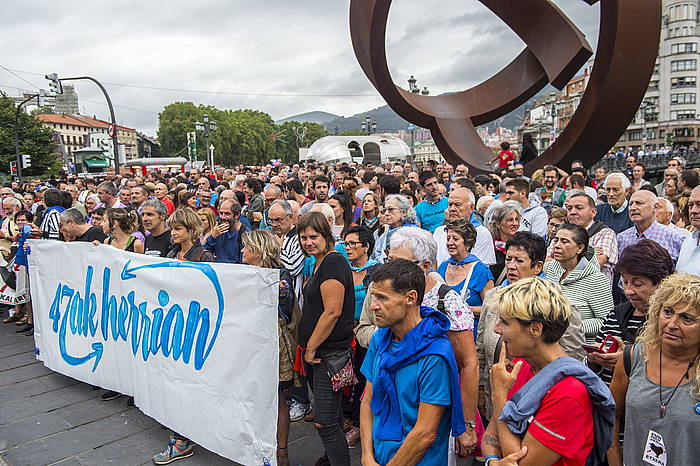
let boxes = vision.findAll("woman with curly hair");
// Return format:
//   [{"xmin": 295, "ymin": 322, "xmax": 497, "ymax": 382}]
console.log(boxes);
[{"xmin": 608, "ymin": 273, "xmax": 700, "ymax": 465}]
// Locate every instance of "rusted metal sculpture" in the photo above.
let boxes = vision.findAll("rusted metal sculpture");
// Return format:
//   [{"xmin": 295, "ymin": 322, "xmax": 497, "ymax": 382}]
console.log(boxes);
[{"xmin": 349, "ymin": 0, "xmax": 661, "ymax": 174}]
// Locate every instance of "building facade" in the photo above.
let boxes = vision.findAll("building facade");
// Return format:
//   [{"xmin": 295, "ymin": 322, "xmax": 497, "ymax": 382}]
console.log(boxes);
[
  {"xmin": 619, "ymin": 0, "xmax": 700, "ymax": 152},
  {"xmin": 35, "ymin": 113, "xmax": 138, "ymax": 162},
  {"xmin": 54, "ymin": 84, "xmax": 79, "ymax": 115}
]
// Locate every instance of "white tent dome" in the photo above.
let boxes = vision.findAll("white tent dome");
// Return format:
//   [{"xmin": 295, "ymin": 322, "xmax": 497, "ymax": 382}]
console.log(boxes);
[{"xmin": 304, "ymin": 136, "xmax": 411, "ymax": 164}]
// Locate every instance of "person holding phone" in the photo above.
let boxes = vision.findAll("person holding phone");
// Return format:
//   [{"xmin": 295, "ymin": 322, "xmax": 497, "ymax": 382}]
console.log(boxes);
[{"xmin": 587, "ymin": 240, "xmax": 674, "ymax": 386}]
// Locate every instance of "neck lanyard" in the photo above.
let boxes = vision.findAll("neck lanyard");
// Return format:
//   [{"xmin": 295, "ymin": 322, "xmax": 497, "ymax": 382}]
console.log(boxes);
[{"xmin": 658, "ymin": 348, "xmax": 695, "ymax": 418}]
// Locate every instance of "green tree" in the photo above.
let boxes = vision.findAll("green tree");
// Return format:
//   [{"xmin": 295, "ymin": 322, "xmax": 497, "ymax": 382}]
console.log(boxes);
[
  {"xmin": 157, "ymin": 102, "xmax": 203, "ymax": 157},
  {"xmin": 158, "ymin": 103, "xmax": 281, "ymax": 166},
  {"xmin": 0, "ymin": 93, "xmax": 60, "ymax": 177},
  {"xmin": 273, "ymin": 121, "xmax": 330, "ymax": 163}
]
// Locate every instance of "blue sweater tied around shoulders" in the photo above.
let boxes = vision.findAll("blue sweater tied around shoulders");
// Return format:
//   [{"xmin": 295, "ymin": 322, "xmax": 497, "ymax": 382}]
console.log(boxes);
[
  {"xmin": 499, "ymin": 356, "xmax": 615, "ymax": 466},
  {"xmin": 370, "ymin": 306, "xmax": 466, "ymax": 441}
]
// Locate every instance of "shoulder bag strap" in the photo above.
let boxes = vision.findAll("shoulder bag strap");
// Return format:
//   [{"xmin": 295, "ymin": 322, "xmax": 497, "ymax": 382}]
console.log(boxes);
[
  {"xmin": 623, "ymin": 343, "xmax": 634, "ymax": 377},
  {"xmin": 459, "ymin": 262, "xmax": 477, "ymax": 302}
]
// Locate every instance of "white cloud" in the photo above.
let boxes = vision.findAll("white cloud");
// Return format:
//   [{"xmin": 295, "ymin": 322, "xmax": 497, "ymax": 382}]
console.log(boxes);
[{"xmin": 1, "ymin": 0, "xmax": 599, "ymax": 135}]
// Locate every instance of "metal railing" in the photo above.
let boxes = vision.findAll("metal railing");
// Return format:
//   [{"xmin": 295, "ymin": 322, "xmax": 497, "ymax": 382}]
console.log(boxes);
[{"xmin": 590, "ymin": 149, "xmax": 700, "ymax": 174}]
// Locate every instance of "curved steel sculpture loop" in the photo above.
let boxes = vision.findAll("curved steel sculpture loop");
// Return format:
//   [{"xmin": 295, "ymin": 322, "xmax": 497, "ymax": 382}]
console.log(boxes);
[{"xmin": 349, "ymin": 0, "xmax": 661, "ymax": 174}]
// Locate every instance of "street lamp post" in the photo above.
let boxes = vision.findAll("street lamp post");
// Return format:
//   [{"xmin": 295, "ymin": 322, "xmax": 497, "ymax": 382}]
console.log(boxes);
[
  {"xmin": 195, "ymin": 114, "xmax": 218, "ymax": 167},
  {"xmin": 407, "ymin": 76, "xmax": 429, "ymax": 166},
  {"xmin": 360, "ymin": 114, "xmax": 377, "ymax": 135},
  {"xmin": 640, "ymin": 100, "xmax": 652, "ymax": 155},
  {"xmin": 46, "ymin": 73, "xmax": 120, "ymax": 173},
  {"xmin": 14, "ymin": 90, "xmax": 46, "ymax": 180}
]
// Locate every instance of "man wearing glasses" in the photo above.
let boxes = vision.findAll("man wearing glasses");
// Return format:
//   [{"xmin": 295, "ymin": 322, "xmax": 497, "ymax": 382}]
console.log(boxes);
[{"xmin": 655, "ymin": 168, "xmax": 678, "ymax": 197}]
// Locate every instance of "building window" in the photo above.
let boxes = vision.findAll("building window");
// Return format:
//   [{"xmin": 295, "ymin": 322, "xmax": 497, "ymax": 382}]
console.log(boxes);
[
  {"xmin": 671, "ymin": 59, "xmax": 697, "ymax": 71},
  {"xmin": 671, "ymin": 93, "xmax": 696, "ymax": 104},
  {"xmin": 671, "ymin": 76, "xmax": 697, "ymax": 88},
  {"xmin": 629, "ymin": 131, "xmax": 643, "ymax": 141},
  {"xmin": 671, "ymin": 42, "xmax": 697, "ymax": 54},
  {"xmin": 674, "ymin": 127, "xmax": 694, "ymax": 137},
  {"xmin": 671, "ymin": 110, "xmax": 697, "ymax": 120},
  {"xmin": 648, "ymin": 80, "xmax": 659, "ymax": 91}
]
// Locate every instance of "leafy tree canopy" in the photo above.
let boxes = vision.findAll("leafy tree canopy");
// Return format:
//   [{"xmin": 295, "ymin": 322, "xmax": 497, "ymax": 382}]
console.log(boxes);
[
  {"xmin": 157, "ymin": 103, "xmax": 329, "ymax": 166},
  {"xmin": 0, "ymin": 93, "xmax": 60, "ymax": 178}
]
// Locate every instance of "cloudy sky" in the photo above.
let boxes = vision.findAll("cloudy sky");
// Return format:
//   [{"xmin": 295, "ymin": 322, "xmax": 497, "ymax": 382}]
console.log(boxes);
[{"xmin": 2, "ymin": 0, "xmax": 599, "ymax": 136}]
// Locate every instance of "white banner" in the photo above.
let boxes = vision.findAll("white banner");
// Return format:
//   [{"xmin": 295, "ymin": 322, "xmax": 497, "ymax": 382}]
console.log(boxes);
[{"xmin": 28, "ymin": 240, "xmax": 279, "ymax": 465}]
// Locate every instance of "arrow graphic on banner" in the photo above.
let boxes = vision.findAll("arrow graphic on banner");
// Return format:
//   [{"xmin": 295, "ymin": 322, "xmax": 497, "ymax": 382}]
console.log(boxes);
[
  {"xmin": 58, "ymin": 293, "xmax": 104, "ymax": 372},
  {"xmin": 120, "ymin": 259, "xmax": 225, "ymax": 363}
]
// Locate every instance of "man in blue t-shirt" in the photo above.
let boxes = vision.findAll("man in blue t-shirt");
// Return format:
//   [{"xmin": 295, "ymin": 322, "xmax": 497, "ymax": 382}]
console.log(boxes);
[
  {"xmin": 415, "ymin": 171, "xmax": 448, "ymax": 233},
  {"xmin": 360, "ymin": 260, "xmax": 464, "ymax": 465}
]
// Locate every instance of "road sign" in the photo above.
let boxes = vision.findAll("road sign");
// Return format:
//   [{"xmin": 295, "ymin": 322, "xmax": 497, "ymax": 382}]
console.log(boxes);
[
  {"xmin": 107, "ymin": 123, "xmax": 115, "ymax": 138},
  {"xmin": 407, "ymin": 123, "xmax": 416, "ymax": 131}
]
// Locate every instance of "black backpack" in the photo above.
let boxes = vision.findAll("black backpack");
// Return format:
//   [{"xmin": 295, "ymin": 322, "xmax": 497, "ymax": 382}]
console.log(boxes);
[{"xmin": 436, "ymin": 284, "xmax": 452, "ymax": 315}]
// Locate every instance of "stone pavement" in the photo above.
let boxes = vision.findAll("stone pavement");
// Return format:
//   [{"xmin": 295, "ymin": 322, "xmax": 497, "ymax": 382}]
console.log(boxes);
[
  {"xmin": 0, "ymin": 312, "xmax": 362, "ymax": 466},
  {"xmin": 0, "ymin": 313, "xmax": 480, "ymax": 466}
]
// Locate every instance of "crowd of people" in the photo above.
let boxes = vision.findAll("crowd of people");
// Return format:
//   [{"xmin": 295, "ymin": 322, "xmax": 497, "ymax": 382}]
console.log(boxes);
[{"xmin": 1, "ymin": 155, "xmax": 699, "ymax": 466}]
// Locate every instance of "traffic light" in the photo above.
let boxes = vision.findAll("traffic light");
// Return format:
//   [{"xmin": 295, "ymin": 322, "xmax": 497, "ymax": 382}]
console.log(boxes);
[
  {"xmin": 45, "ymin": 73, "xmax": 63, "ymax": 95},
  {"xmin": 37, "ymin": 89, "xmax": 47, "ymax": 107},
  {"xmin": 21, "ymin": 154, "xmax": 31, "ymax": 168},
  {"xmin": 99, "ymin": 139, "xmax": 111, "ymax": 155},
  {"xmin": 9, "ymin": 161, "xmax": 17, "ymax": 175}
]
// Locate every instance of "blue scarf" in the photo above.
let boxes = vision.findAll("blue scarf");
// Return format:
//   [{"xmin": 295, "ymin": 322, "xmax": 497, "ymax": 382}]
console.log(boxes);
[
  {"xmin": 370, "ymin": 306, "xmax": 466, "ymax": 441},
  {"xmin": 350, "ymin": 258, "xmax": 378, "ymax": 272},
  {"xmin": 469, "ymin": 211, "xmax": 483, "ymax": 228},
  {"xmin": 499, "ymin": 356, "xmax": 615, "ymax": 466},
  {"xmin": 15, "ymin": 224, "xmax": 31, "ymax": 267},
  {"xmin": 447, "ymin": 253, "xmax": 479, "ymax": 267}
]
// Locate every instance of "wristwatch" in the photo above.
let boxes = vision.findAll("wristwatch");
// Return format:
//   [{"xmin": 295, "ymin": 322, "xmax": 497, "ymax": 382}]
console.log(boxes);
[{"xmin": 465, "ymin": 419, "xmax": 476, "ymax": 429}]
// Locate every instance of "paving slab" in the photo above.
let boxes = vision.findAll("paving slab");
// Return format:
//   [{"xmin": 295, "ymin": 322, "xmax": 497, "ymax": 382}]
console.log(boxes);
[
  {"xmin": 0, "ymin": 413, "xmax": 71, "ymax": 450},
  {"xmin": 2, "ymin": 413, "xmax": 148, "ymax": 466},
  {"xmin": 0, "ymin": 361, "xmax": 53, "ymax": 387}
]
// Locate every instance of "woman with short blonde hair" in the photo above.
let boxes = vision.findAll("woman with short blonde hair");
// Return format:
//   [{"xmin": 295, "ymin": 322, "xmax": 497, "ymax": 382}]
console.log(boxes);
[{"xmin": 481, "ymin": 277, "xmax": 615, "ymax": 466}]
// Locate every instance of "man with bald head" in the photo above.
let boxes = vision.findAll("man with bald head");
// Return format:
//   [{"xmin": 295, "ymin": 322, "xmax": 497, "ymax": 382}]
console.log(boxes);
[
  {"xmin": 655, "ymin": 197, "xmax": 690, "ymax": 238},
  {"xmin": 434, "ymin": 188, "xmax": 496, "ymax": 265},
  {"xmin": 260, "ymin": 184, "xmax": 284, "ymax": 229},
  {"xmin": 269, "ymin": 200, "xmax": 304, "ymax": 279},
  {"xmin": 154, "ymin": 182, "xmax": 174, "ymax": 216},
  {"xmin": 616, "ymin": 190, "xmax": 686, "ymax": 262}
]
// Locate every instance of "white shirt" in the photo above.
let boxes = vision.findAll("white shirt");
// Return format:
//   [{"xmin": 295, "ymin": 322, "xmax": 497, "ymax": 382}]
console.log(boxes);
[
  {"xmin": 676, "ymin": 230, "xmax": 700, "ymax": 276},
  {"xmin": 434, "ymin": 224, "xmax": 496, "ymax": 266}
]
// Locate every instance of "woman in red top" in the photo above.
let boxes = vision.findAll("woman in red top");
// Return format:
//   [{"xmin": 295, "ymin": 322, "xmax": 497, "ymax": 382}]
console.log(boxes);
[{"xmin": 481, "ymin": 278, "xmax": 596, "ymax": 466}]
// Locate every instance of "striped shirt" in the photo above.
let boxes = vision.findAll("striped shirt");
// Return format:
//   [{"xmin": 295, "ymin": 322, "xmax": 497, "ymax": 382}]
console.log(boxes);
[
  {"xmin": 544, "ymin": 258, "xmax": 614, "ymax": 343},
  {"xmin": 589, "ymin": 225, "xmax": 618, "ymax": 282},
  {"xmin": 594, "ymin": 304, "xmax": 646, "ymax": 386},
  {"xmin": 40, "ymin": 208, "xmax": 62, "ymax": 240},
  {"xmin": 280, "ymin": 227, "xmax": 304, "ymax": 278},
  {"xmin": 617, "ymin": 221, "xmax": 685, "ymax": 263}
]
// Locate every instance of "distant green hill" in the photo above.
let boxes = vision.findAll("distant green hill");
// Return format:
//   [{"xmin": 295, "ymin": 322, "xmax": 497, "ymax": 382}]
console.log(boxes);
[
  {"xmin": 285, "ymin": 88, "xmax": 553, "ymax": 135},
  {"xmin": 275, "ymin": 111, "xmax": 340, "ymax": 125}
]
